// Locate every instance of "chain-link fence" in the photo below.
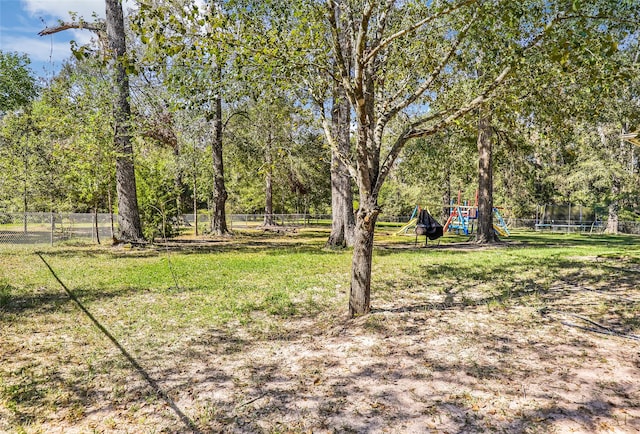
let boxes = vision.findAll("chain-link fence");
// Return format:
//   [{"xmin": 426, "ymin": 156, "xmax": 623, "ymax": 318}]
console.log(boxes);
[
  {"xmin": 0, "ymin": 212, "xmax": 114, "ymax": 245},
  {"xmin": 179, "ymin": 213, "xmax": 330, "ymax": 233},
  {"xmin": 1, "ymin": 211, "xmax": 639, "ymax": 246}
]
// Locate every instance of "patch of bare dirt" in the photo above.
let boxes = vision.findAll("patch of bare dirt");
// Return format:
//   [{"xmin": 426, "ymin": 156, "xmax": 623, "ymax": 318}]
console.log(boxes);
[{"xmin": 162, "ymin": 288, "xmax": 638, "ymax": 433}]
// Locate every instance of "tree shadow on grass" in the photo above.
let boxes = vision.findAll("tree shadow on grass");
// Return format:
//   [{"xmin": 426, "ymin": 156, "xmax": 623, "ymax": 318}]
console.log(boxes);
[
  {"xmin": 2, "ymin": 253, "xmax": 205, "ymax": 433},
  {"xmin": 36, "ymin": 238, "xmax": 340, "ymax": 259},
  {"xmin": 0, "ymin": 284, "xmax": 153, "ymax": 318},
  {"xmin": 511, "ymin": 232, "xmax": 640, "ymax": 247},
  {"xmin": 384, "ymin": 232, "xmax": 640, "ymax": 252}
]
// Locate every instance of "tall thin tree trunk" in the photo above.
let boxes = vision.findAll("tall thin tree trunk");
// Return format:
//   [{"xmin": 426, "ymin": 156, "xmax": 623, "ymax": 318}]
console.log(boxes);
[
  {"xmin": 108, "ymin": 186, "xmax": 115, "ymax": 241},
  {"xmin": 476, "ymin": 107, "xmax": 498, "ymax": 243},
  {"xmin": 106, "ymin": 0, "xmax": 143, "ymax": 242},
  {"xmin": 173, "ymin": 145, "xmax": 184, "ymax": 221},
  {"xmin": 210, "ymin": 94, "xmax": 229, "ymax": 235},
  {"xmin": 23, "ymin": 174, "xmax": 27, "ymax": 234},
  {"xmin": 264, "ymin": 171, "xmax": 274, "ymax": 225},
  {"xmin": 442, "ymin": 169, "xmax": 451, "ymax": 224},
  {"xmin": 193, "ymin": 168, "xmax": 198, "ymax": 236},
  {"xmin": 263, "ymin": 131, "xmax": 275, "ymax": 226},
  {"xmin": 606, "ymin": 175, "xmax": 620, "ymax": 234},
  {"xmin": 22, "ymin": 149, "xmax": 28, "ymax": 234},
  {"xmin": 327, "ymin": 89, "xmax": 355, "ymax": 247},
  {"xmin": 94, "ymin": 206, "xmax": 101, "ymax": 245}
]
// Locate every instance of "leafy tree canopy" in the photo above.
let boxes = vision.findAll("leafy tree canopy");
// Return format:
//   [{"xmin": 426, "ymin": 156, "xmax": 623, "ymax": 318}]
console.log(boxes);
[{"xmin": 0, "ymin": 51, "xmax": 38, "ymax": 113}]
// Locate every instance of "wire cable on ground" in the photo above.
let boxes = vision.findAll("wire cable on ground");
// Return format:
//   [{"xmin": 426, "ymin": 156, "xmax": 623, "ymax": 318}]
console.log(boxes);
[
  {"xmin": 36, "ymin": 252, "xmax": 200, "ymax": 434},
  {"xmin": 539, "ymin": 307, "xmax": 640, "ymax": 342}
]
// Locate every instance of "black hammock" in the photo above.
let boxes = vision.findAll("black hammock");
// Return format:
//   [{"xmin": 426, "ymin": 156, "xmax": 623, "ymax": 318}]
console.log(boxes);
[{"xmin": 415, "ymin": 209, "xmax": 443, "ymax": 245}]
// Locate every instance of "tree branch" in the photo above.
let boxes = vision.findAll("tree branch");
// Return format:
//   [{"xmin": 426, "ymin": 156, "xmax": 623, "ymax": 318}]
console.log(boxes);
[
  {"xmin": 363, "ymin": 0, "xmax": 477, "ymax": 66},
  {"xmin": 382, "ymin": 9, "xmax": 477, "ymax": 122},
  {"xmin": 38, "ymin": 21, "xmax": 105, "ymax": 37},
  {"xmin": 307, "ymin": 80, "xmax": 358, "ymax": 178},
  {"xmin": 320, "ymin": 116, "xmax": 358, "ymax": 180},
  {"xmin": 406, "ymin": 64, "xmax": 512, "ymax": 139},
  {"xmin": 371, "ymin": 0, "xmax": 395, "ymax": 50},
  {"xmin": 373, "ymin": 63, "xmax": 512, "ymax": 195},
  {"xmin": 354, "ymin": 0, "xmax": 375, "ymax": 99}
]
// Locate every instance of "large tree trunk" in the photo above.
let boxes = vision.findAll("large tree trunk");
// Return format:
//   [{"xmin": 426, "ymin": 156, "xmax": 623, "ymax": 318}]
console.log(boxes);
[
  {"xmin": 106, "ymin": 0, "xmax": 143, "ymax": 242},
  {"xmin": 326, "ymin": 88, "xmax": 355, "ymax": 247},
  {"xmin": 94, "ymin": 206, "xmax": 101, "ymax": 245},
  {"xmin": 326, "ymin": 1, "xmax": 354, "ymax": 248},
  {"xmin": 475, "ymin": 107, "xmax": 498, "ymax": 243},
  {"xmin": 347, "ymin": 48, "xmax": 379, "ymax": 317},
  {"xmin": 606, "ymin": 175, "xmax": 620, "ymax": 234},
  {"xmin": 210, "ymin": 94, "xmax": 229, "ymax": 235},
  {"xmin": 263, "ymin": 131, "xmax": 275, "ymax": 226},
  {"xmin": 349, "ymin": 199, "xmax": 379, "ymax": 316}
]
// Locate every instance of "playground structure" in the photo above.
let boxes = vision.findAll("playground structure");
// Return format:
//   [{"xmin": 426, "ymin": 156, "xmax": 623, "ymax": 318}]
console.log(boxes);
[
  {"xmin": 443, "ymin": 204, "xmax": 510, "ymax": 237},
  {"xmin": 396, "ymin": 193, "xmax": 510, "ymax": 238}
]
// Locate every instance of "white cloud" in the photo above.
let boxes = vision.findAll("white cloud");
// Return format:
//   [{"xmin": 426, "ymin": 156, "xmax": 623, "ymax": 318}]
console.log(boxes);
[
  {"xmin": 1, "ymin": 35, "xmax": 74, "ymax": 62},
  {"xmin": 21, "ymin": 0, "xmax": 106, "ymax": 20},
  {"xmin": 69, "ymin": 29, "xmax": 96, "ymax": 46},
  {"xmin": 21, "ymin": 0, "xmax": 138, "ymax": 21}
]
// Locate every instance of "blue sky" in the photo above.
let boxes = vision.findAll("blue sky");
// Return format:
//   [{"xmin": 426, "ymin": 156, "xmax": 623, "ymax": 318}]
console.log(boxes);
[{"xmin": 0, "ymin": 0, "xmax": 106, "ymax": 78}]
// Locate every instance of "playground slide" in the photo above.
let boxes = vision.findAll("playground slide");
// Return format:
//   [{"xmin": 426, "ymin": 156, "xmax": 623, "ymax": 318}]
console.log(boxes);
[
  {"xmin": 493, "ymin": 224, "xmax": 508, "ymax": 237},
  {"xmin": 395, "ymin": 218, "xmax": 417, "ymax": 235}
]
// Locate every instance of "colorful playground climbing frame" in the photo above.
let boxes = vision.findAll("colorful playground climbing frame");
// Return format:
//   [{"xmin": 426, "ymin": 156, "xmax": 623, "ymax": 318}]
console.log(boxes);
[
  {"xmin": 442, "ymin": 203, "xmax": 509, "ymax": 237},
  {"xmin": 397, "ymin": 201, "xmax": 510, "ymax": 238}
]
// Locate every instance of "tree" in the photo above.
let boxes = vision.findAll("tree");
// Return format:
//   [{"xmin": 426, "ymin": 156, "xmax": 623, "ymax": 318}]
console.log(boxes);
[
  {"xmin": 105, "ymin": 0, "xmax": 144, "ymax": 241},
  {"xmin": 39, "ymin": 0, "xmax": 144, "ymax": 242},
  {"xmin": 503, "ymin": 15, "xmax": 640, "ymax": 231},
  {"xmin": 224, "ymin": 91, "xmax": 327, "ymax": 220},
  {"xmin": 32, "ymin": 62, "xmax": 116, "ymax": 217},
  {"xmin": 0, "ymin": 110, "xmax": 42, "ymax": 224},
  {"xmin": 0, "ymin": 51, "xmax": 38, "ymax": 114},
  {"xmin": 133, "ymin": 0, "xmax": 236, "ymax": 236},
  {"xmin": 318, "ymin": 1, "xmax": 512, "ymax": 315},
  {"xmin": 315, "ymin": 0, "xmax": 640, "ymax": 316},
  {"xmin": 0, "ymin": 51, "xmax": 39, "ymax": 225},
  {"xmin": 324, "ymin": 5, "xmax": 355, "ymax": 248}
]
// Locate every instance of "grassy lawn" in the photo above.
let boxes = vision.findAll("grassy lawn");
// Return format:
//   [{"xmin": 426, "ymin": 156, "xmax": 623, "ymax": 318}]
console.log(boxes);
[{"xmin": 1, "ymin": 228, "xmax": 639, "ymax": 433}]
